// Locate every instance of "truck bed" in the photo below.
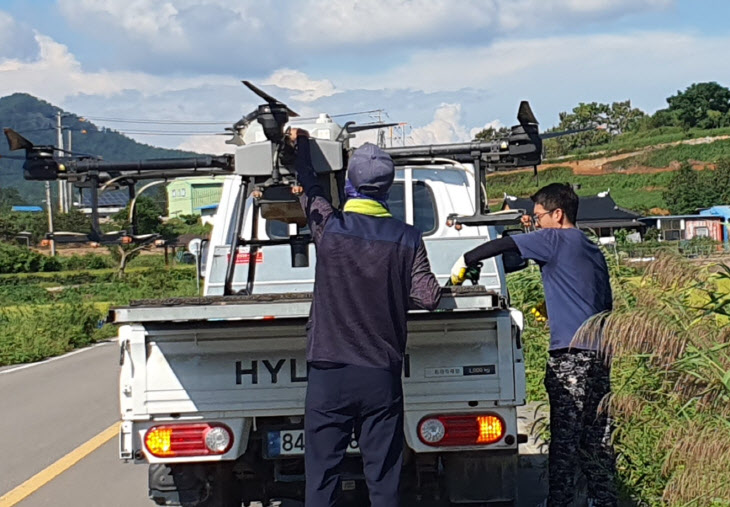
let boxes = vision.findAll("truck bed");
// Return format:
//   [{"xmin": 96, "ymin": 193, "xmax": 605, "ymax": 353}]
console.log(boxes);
[{"xmin": 110, "ymin": 286, "xmax": 503, "ymax": 324}]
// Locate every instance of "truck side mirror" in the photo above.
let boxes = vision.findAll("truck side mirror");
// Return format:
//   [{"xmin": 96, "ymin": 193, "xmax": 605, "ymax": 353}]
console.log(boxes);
[{"xmin": 501, "ymin": 228, "xmax": 528, "ymax": 274}]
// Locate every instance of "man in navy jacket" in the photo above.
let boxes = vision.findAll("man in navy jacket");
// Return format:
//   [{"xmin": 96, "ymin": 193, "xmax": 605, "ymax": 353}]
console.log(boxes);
[{"xmin": 290, "ymin": 129, "xmax": 441, "ymax": 507}]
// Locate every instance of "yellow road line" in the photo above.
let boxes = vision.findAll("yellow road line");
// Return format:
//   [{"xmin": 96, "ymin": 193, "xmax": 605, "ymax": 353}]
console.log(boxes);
[{"xmin": 0, "ymin": 422, "xmax": 119, "ymax": 507}]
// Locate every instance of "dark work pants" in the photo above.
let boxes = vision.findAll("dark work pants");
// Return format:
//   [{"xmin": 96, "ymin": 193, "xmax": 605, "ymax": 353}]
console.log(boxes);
[
  {"xmin": 305, "ymin": 363, "xmax": 404, "ymax": 507},
  {"xmin": 545, "ymin": 350, "xmax": 617, "ymax": 507}
]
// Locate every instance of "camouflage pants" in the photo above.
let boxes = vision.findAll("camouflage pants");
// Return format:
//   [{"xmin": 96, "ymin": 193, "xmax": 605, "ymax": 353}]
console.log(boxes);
[{"xmin": 545, "ymin": 350, "xmax": 617, "ymax": 507}]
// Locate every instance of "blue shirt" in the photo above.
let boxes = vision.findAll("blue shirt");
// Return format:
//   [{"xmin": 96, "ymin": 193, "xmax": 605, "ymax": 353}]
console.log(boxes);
[{"xmin": 512, "ymin": 228, "xmax": 612, "ymax": 351}]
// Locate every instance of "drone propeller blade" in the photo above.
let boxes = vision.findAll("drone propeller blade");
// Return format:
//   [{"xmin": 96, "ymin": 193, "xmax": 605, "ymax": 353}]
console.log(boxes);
[
  {"xmin": 539, "ymin": 126, "xmax": 598, "ymax": 140},
  {"xmin": 0, "ymin": 153, "xmax": 27, "ymax": 160},
  {"xmin": 517, "ymin": 101, "xmax": 538, "ymax": 126},
  {"xmin": 241, "ymin": 80, "xmax": 300, "ymax": 118},
  {"xmin": 4, "ymin": 128, "xmax": 34, "ymax": 151},
  {"xmin": 345, "ymin": 122, "xmax": 400, "ymax": 133}
]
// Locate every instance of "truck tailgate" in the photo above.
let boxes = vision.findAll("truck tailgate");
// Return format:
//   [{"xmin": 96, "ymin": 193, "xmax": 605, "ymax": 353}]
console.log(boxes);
[{"xmin": 119, "ymin": 290, "xmax": 521, "ymax": 420}]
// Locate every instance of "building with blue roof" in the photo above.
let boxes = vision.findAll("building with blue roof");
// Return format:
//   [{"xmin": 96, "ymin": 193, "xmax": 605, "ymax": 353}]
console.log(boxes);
[
  {"xmin": 11, "ymin": 205, "xmax": 43, "ymax": 212},
  {"xmin": 700, "ymin": 206, "xmax": 730, "ymax": 245}
]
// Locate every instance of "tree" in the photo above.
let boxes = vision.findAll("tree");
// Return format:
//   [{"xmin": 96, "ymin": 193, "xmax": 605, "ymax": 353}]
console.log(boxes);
[
  {"xmin": 606, "ymin": 100, "xmax": 646, "ymax": 135},
  {"xmin": 0, "ymin": 210, "xmax": 46, "ymax": 243},
  {"xmin": 106, "ymin": 241, "xmax": 153, "ymax": 278},
  {"xmin": 666, "ymin": 82, "xmax": 730, "ymax": 129},
  {"xmin": 711, "ymin": 158, "xmax": 730, "ymax": 204},
  {"xmin": 473, "ymin": 125, "xmax": 510, "ymax": 141},
  {"xmin": 112, "ymin": 196, "xmax": 164, "ymax": 235},
  {"xmin": 661, "ymin": 163, "xmax": 726, "ymax": 215},
  {"xmin": 0, "ymin": 187, "xmax": 27, "ymax": 211},
  {"xmin": 54, "ymin": 208, "xmax": 91, "ymax": 233},
  {"xmin": 543, "ymin": 100, "xmax": 645, "ymax": 157}
]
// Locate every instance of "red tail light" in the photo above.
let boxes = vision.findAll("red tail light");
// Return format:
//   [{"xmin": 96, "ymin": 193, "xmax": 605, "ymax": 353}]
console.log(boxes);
[
  {"xmin": 145, "ymin": 423, "xmax": 233, "ymax": 458},
  {"xmin": 418, "ymin": 414, "xmax": 505, "ymax": 446}
]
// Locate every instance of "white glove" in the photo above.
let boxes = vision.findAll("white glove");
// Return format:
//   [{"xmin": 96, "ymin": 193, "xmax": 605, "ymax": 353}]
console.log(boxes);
[{"xmin": 450, "ymin": 255, "xmax": 468, "ymax": 285}]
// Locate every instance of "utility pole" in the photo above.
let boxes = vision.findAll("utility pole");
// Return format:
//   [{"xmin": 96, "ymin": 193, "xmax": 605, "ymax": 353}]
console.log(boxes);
[
  {"xmin": 56, "ymin": 111, "xmax": 66, "ymax": 213},
  {"xmin": 66, "ymin": 129, "xmax": 73, "ymax": 211},
  {"xmin": 45, "ymin": 181, "xmax": 56, "ymax": 256},
  {"xmin": 369, "ymin": 109, "xmax": 387, "ymax": 148}
]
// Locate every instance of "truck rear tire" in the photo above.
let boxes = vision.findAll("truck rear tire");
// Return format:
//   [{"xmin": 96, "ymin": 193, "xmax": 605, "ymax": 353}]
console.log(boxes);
[{"xmin": 148, "ymin": 463, "xmax": 241, "ymax": 507}]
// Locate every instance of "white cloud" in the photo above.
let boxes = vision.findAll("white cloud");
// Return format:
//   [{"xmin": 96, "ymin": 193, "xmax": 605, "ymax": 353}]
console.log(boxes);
[
  {"xmin": 63, "ymin": 0, "xmax": 184, "ymax": 41},
  {"xmin": 4, "ymin": 4, "xmax": 728, "ymax": 159},
  {"xmin": 410, "ymin": 104, "xmax": 471, "ymax": 145},
  {"xmin": 177, "ymin": 135, "xmax": 229, "ymax": 155},
  {"xmin": 54, "ymin": 0, "xmax": 672, "ymax": 75},
  {"xmin": 470, "ymin": 120, "xmax": 504, "ymax": 140},
  {"xmin": 263, "ymin": 69, "xmax": 338, "ymax": 102},
  {"xmin": 332, "ymin": 31, "xmax": 730, "ymax": 118},
  {"xmin": 0, "ymin": 10, "xmax": 39, "ymax": 60},
  {"xmin": 0, "ymin": 32, "xmax": 236, "ymax": 105}
]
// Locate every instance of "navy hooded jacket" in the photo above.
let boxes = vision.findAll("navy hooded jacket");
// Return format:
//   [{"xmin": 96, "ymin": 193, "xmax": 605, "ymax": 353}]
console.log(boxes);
[{"xmin": 295, "ymin": 137, "xmax": 441, "ymax": 371}]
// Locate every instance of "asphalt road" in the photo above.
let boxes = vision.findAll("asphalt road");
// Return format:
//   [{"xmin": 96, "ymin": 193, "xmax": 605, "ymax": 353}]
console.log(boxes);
[{"xmin": 0, "ymin": 343, "xmax": 547, "ymax": 507}]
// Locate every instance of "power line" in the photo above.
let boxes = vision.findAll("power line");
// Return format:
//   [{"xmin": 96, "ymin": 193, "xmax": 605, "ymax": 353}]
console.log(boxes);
[
  {"xmin": 116, "ymin": 131, "xmax": 225, "ymax": 136},
  {"xmin": 82, "ymin": 108, "xmax": 386, "ymax": 126},
  {"xmin": 82, "ymin": 116, "xmax": 233, "ymax": 125}
]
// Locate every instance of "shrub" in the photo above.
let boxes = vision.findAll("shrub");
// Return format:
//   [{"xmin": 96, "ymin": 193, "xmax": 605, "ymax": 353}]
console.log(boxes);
[
  {"xmin": 0, "ymin": 300, "xmax": 104, "ymax": 365},
  {"xmin": 0, "ymin": 242, "xmax": 61, "ymax": 274},
  {"xmin": 59, "ymin": 253, "xmax": 114, "ymax": 271}
]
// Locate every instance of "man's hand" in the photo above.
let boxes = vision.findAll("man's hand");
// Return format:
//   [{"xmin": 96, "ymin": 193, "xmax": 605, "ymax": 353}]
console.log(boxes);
[
  {"xmin": 450, "ymin": 255, "xmax": 468, "ymax": 286},
  {"xmin": 521, "ymin": 214, "xmax": 533, "ymax": 229},
  {"xmin": 287, "ymin": 127, "xmax": 309, "ymax": 144}
]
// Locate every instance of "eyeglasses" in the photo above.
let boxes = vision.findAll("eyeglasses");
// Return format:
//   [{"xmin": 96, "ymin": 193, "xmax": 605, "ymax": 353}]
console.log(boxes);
[{"xmin": 532, "ymin": 209, "xmax": 556, "ymax": 222}]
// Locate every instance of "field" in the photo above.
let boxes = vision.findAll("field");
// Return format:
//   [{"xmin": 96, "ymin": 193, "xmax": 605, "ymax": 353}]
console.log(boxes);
[
  {"xmin": 546, "ymin": 126, "xmax": 730, "ymax": 161},
  {"xmin": 489, "ymin": 133, "xmax": 730, "ymax": 213},
  {"xmin": 0, "ymin": 259, "xmax": 197, "ymax": 366},
  {"xmin": 488, "ymin": 166, "xmax": 675, "ymax": 212}
]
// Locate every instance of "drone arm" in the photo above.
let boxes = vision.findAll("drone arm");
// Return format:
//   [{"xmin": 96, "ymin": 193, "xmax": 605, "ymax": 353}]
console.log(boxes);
[{"xmin": 66, "ymin": 156, "xmax": 232, "ymax": 173}]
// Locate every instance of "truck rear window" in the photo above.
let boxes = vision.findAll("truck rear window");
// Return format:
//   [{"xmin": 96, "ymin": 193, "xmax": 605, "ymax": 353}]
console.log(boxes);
[
  {"xmin": 387, "ymin": 182, "xmax": 438, "ymax": 236},
  {"xmin": 266, "ymin": 181, "xmax": 438, "ymax": 239}
]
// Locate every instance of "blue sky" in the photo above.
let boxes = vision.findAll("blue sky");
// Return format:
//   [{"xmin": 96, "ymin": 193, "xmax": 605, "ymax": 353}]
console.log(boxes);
[{"xmin": 2, "ymin": 0, "xmax": 730, "ymax": 153}]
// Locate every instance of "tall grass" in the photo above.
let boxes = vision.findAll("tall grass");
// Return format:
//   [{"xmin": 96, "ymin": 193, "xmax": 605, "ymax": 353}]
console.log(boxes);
[
  {"xmin": 507, "ymin": 266, "xmax": 550, "ymax": 401},
  {"xmin": 512, "ymin": 246, "xmax": 730, "ymax": 504},
  {"xmin": 575, "ymin": 254, "xmax": 730, "ymax": 505}
]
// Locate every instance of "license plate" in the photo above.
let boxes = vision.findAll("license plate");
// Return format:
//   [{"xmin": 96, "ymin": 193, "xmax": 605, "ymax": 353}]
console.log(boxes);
[{"xmin": 266, "ymin": 430, "xmax": 359, "ymax": 457}]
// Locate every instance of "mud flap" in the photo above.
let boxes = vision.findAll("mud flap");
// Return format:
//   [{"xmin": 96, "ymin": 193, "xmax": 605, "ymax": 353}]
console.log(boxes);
[{"xmin": 443, "ymin": 450, "xmax": 518, "ymax": 504}]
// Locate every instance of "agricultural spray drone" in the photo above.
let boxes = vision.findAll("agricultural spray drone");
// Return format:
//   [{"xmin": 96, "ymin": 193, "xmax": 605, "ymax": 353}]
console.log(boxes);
[{"xmin": 5, "ymin": 82, "xmax": 577, "ymax": 292}]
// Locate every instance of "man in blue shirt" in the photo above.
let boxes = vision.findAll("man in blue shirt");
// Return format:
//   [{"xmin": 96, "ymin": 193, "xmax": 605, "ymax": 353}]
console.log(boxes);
[{"xmin": 451, "ymin": 183, "xmax": 616, "ymax": 507}]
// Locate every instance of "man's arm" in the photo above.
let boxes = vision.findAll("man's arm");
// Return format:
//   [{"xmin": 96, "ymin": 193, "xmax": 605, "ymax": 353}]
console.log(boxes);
[
  {"xmin": 291, "ymin": 130, "xmax": 334, "ymax": 245},
  {"xmin": 464, "ymin": 236, "xmax": 519, "ymax": 266},
  {"xmin": 450, "ymin": 236, "xmax": 519, "ymax": 285},
  {"xmin": 410, "ymin": 239, "xmax": 442, "ymax": 310}
]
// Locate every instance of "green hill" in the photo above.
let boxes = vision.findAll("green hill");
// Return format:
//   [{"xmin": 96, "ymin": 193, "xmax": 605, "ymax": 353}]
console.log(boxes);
[{"xmin": 0, "ymin": 93, "xmax": 203, "ymax": 205}]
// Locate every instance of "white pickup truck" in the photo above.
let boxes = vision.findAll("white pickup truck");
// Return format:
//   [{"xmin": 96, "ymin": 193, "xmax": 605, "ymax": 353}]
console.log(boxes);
[{"xmin": 110, "ymin": 117, "xmax": 529, "ymax": 507}]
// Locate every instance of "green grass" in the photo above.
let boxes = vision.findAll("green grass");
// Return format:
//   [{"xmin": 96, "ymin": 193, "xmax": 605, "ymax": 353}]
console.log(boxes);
[
  {"xmin": 517, "ymin": 255, "xmax": 730, "ymax": 505},
  {"xmin": 488, "ymin": 167, "xmax": 674, "ymax": 212},
  {"xmin": 507, "ymin": 266, "xmax": 550, "ymax": 401},
  {"xmin": 0, "ymin": 265, "xmax": 195, "ymax": 287},
  {"xmin": 0, "ymin": 300, "xmax": 106, "ymax": 365},
  {"xmin": 548, "ymin": 126, "xmax": 730, "ymax": 161},
  {"xmin": 640, "ymin": 138, "xmax": 730, "ymax": 168},
  {"xmin": 0, "ymin": 267, "xmax": 199, "ymax": 365}
]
